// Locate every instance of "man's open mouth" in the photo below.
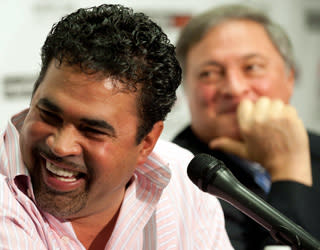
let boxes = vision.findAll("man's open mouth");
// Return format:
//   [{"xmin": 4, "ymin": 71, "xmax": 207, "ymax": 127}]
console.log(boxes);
[
  {"xmin": 42, "ymin": 158, "xmax": 87, "ymax": 192},
  {"xmin": 46, "ymin": 161, "xmax": 83, "ymax": 182}
]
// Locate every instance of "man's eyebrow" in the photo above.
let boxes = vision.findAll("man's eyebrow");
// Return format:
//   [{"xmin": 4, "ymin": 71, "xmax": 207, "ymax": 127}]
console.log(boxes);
[
  {"xmin": 37, "ymin": 98, "xmax": 62, "ymax": 113},
  {"xmin": 200, "ymin": 60, "xmax": 222, "ymax": 68},
  {"xmin": 243, "ymin": 53, "xmax": 266, "ymax": 60},
  {"xmin": 80, "ymin": 118, "xmax": 116, "ymax": 136},
  {"xmin": 200, "ymin": 54, "xmax": 267, "ymax": 68}
]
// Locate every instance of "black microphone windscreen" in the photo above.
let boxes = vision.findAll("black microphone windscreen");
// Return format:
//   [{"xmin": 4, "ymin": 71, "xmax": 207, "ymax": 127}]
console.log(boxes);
[{"xmin": 187, "ymin": 153, "xmax": 222, "ymax": 186}]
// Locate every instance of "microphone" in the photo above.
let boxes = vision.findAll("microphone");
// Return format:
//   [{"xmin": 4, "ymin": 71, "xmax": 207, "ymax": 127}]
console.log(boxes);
[{"xmin": 187, "ymin": 153, "xmax": 320, "ymax": 250}]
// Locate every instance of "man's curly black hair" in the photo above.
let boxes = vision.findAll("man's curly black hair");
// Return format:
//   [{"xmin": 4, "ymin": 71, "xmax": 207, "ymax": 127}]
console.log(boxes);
[{"xmin": 32, "ymin": 4, "xmax": 182, "ymax": 143}]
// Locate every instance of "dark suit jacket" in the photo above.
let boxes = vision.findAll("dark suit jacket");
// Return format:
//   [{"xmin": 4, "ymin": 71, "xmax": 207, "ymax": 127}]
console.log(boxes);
[{"xmin": 173, "ymin": 126, "xmax": 320, "ymax": 250}]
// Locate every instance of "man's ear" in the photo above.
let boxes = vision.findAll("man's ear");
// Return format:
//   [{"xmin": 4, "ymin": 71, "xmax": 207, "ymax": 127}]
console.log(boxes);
[
  {"xmin": 137, "ymin": 121, "xmax": 163, "ymax": 165},
  {"xmin": 286, "ymin": 68, "xmax": 295, "ymax": 100}
]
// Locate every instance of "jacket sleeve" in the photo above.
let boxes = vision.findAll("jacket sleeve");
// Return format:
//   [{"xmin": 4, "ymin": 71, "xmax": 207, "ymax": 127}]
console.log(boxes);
[{"xmin": 267, "ymin": 181, "xmax": 320, "ymax": 240}]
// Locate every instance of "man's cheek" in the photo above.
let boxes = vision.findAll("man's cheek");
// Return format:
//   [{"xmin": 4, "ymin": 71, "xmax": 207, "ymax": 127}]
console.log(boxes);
[{"xmin": 199, "ymin": 86, "xmax": 216, "ymax": 106}]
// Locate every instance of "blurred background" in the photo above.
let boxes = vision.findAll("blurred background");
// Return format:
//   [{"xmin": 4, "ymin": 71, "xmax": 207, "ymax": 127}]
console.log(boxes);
[{"xmin": 1, "ymin": 0, "xmax": 320, "ymax": 140}]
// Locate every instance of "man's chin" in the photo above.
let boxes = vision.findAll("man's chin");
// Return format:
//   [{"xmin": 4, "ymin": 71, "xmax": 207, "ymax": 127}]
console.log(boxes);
[
  {"xmin": 32, "ymin": 166, "xmax": 88, "ymax": 219},
  {"xmin": 225, "ymin": 131, "xmax": 242, "ymax": 141},
  {"xmin": 210, "ymin": 124, "xmax": 241, "ymax": 142},
  {"xmin": 34, "ymin": 187, "xmax": 87, "ymax": 219}
]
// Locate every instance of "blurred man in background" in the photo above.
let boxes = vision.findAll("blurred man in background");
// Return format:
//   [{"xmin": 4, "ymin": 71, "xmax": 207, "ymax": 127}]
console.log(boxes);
[{"xmin": 173, "ymin": 4, "xmax": 320, "ymax": 249}]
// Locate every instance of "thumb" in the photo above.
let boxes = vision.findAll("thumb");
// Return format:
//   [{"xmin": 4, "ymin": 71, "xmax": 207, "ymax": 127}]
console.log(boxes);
[{"xmin": 209, "ymin": 137, "xmax": 248, "ymax": 159}]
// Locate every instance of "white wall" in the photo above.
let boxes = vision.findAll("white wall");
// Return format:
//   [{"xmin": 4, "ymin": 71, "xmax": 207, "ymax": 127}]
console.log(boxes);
[{"xmin": 1, "ymin": 0, "xmax": 320, "ymax": 140}]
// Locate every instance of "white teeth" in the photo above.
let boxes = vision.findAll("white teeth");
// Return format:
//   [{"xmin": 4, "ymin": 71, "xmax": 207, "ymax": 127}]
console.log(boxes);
[
  {"xmin": 46, "ymin": 161, "xmax": 79, "ymax": 181},
  {"xmin": 55, "ymin": 175, "xmax": 77, "ymax": 182}
]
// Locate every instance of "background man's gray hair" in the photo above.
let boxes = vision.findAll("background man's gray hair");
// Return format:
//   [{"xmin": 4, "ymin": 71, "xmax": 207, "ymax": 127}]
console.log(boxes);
[{"xmin": 176, "ymin": 4, "xmax": 296, "ymax": 76}]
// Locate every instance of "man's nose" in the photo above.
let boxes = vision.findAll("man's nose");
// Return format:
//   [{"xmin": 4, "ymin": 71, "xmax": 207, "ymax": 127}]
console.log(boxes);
[
  {"xmin": 46, "ymin": 125, "xmax": 82, "ymax": 157},
  {"xmin": 220, "ymin": 70, "xmax": 250, "ymax": 97}
]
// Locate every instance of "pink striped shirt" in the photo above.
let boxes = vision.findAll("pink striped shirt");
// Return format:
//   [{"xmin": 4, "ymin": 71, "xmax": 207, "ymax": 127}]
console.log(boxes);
[{"xmin": 0, "ymin": 110, "xmax": 233, "ymax": 249}]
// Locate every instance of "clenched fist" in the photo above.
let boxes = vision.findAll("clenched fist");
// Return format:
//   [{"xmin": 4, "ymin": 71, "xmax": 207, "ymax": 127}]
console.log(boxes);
[{"xmin": 209, "ymin": 97, "xmax": 312, "ymax": 186}]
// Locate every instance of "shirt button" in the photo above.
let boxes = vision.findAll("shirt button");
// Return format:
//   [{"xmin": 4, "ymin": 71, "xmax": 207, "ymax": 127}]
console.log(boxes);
[{"xmin": 61, "ymin": 235, "xmax": 70, "ymax": 243}]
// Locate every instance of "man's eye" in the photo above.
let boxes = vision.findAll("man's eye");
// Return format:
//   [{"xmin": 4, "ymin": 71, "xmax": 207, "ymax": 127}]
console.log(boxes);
[
  {"xmin": 246, "ymin": 64, "xmax": 257, "ymax": 70},
  {"xmin": 84, "ymin": 127, "xmax": 103, "ymax": 134},
  {"xmin": 199, "ymin": 69, "xmax": 222, "ymax": 83},
  {"xmin": 39, "ymin": 109, "xmax": 62, "ymax": 124},
  {"xmin": 245, "ymin": 63, "xmax": 264, "ymax": 73},
  {"xmin": 81, "ymin": 127, "xmax": 108, "ymax": 138},
  {"xmin": 199, "ymin": 71, "xmax": 210, "ymax": 78}
]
